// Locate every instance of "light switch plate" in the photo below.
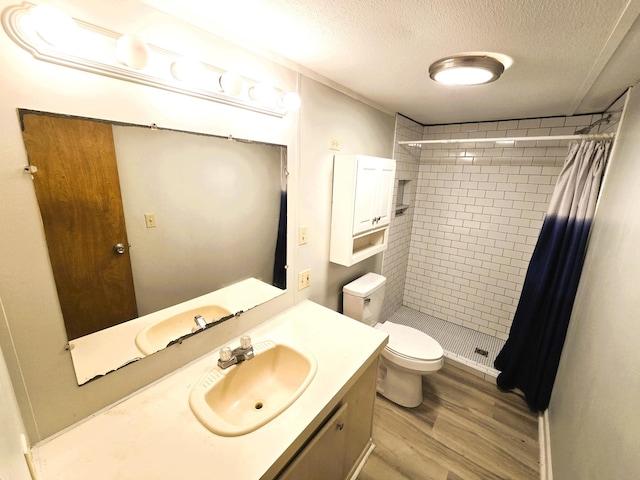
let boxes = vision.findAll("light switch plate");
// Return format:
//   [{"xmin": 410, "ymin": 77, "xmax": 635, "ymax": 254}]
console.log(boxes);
[
  {"xmin": 144, "ymin": 213, "xmax": 157, "ymax": 228},
  {"xmin": 298, "ymin": 269, "xmax": 311, "ymax": 290},
  {"xmin": 299, "ymin": 225, "xmax": 308, "ymax": 245}
]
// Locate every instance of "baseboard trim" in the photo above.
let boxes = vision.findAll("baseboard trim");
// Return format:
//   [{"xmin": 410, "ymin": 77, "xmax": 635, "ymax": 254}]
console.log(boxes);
[
  {"xmin": 539, "ymin": 410, "xmax": 553, "ymax": 480},
  {"xmin": 348, "ymin": 439, "xmax": 375, "ymax": 480}
]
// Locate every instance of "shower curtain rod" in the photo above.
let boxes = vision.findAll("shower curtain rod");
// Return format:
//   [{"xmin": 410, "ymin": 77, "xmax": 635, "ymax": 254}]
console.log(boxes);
[{"xmin": 397, "ymin": 132, "xmax": 615, "ymax": 146}]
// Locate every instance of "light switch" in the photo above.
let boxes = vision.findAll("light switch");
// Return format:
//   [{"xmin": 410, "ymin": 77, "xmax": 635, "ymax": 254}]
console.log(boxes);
[
  {"xmin": 299, "ymin": 225, "xmax": 308, "ymax": 245},
  {"xmin": 144, "ymin": 213, "xmax": 157, "ymax": 228}
]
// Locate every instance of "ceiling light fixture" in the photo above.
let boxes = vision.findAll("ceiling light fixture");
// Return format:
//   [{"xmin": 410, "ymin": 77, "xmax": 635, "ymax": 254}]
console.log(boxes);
[{"xmin": 429, "ymin": 55, "xmax": 505, "ymax": 86}]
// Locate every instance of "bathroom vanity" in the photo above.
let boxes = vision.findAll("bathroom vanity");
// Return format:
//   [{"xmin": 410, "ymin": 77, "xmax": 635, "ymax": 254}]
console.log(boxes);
[{"xmin": 31, "ymin": 301, "xmax": 388, "ymax": 479}]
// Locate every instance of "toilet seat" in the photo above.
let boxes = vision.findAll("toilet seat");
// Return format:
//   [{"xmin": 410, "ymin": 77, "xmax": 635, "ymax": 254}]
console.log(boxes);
[{"xmin": 375, "ymin": 321, "xmax": 444, "ymax": 372}]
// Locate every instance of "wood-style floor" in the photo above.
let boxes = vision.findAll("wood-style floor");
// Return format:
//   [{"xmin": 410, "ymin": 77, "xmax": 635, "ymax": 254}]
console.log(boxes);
[{"xmin": 359, "ymin": 363, "xmax": 540, "ymax": 480}]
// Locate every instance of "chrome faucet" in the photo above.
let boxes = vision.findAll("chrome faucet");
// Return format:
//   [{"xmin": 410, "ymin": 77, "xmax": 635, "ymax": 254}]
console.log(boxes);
[{"xmin": 218, "ymin": 335, "xmax": 254, "ymax": 369}]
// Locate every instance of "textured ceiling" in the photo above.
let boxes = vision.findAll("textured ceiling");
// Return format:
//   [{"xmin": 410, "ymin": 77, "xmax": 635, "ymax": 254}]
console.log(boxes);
[{"xmin": 142, "ymin": 0, "xmax": 640, "ymax": 124}]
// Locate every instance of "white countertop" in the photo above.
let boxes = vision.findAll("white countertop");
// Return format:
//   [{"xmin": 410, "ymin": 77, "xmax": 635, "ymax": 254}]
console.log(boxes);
[
  {"xmin": 33, "ymin": 300, "xmax": 388, "ymax": 479},
  {"xmin": 69, "ymin": 278, "xmax": 284, "ymax": 384}
]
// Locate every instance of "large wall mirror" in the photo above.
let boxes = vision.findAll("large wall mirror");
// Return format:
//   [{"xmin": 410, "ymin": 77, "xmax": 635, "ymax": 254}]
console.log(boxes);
[{"xmin": 19, "ymin": 110, "xmax": 288, "ymax": 385}]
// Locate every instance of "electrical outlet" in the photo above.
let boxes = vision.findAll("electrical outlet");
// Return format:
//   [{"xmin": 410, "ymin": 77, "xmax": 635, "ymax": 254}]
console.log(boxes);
[
  {"xmin": 329, "ymin": 137, "xmax": 341, "ymax": 151},
  {"xmin": 299, "ymin": 225, "xmax": 308, "ymax": 245},
  {"xmin": 298, "ymin": 269, "xmax": 311, "ymax": 290},
  {"xmin": 144, "ymin": 213, "xmax": 157, "ymax": 228}
]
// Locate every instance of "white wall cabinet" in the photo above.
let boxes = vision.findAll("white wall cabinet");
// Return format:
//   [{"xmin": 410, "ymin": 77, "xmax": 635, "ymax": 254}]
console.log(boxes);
[{"xmin": 330, "ymin": 154, "xmax": 396, "ymax": 266}]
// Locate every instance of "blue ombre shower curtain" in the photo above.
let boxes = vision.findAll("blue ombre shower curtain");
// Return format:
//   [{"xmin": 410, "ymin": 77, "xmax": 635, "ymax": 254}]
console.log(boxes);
[
  {"xmin": 494, "ymin": 139, "xmax": 611, "ymax": 412},
  {"xmin": 272, "ymin": 150, "xmax": 287, "ymax": 290}
]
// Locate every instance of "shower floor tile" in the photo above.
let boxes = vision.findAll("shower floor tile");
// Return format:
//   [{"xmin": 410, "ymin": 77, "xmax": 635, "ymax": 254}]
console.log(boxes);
[{"xmin": 386, "ymin": 306, "xmax": 504, "ymax": 379}]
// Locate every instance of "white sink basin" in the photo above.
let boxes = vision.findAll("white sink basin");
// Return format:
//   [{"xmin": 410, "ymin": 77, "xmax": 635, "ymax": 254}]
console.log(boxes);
[
  {"xmin": 189, "ymin": 340, "xmax": 317, "ymax": 436},
  {"xmin": 135, "ymin": 305, "xmax": 232, "ymax": 355}
]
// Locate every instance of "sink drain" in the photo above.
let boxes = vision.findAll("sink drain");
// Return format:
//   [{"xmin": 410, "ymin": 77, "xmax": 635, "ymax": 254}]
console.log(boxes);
[{"xmin": 254, "ymin": 401, "xmax": 264, "ymax": 411}]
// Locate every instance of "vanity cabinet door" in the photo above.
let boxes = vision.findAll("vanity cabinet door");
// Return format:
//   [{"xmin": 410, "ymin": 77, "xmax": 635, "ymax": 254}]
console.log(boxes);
[{"xmin": 278, "ymin": 403, "xmax": 349, "ymax": 480}]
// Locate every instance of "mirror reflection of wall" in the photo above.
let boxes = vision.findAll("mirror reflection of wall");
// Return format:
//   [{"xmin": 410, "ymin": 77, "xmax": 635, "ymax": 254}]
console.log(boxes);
[
  {"xmin": 20, "ymin": 110, "xmax": 287, "ymax": 383},
  {"xmin": 112, "ymin": 125, "xmax": 286, "ymax": 316}
]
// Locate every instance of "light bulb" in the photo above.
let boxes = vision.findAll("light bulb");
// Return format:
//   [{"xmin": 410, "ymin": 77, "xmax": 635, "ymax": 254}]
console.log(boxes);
[
  {"xmin": 30, "ymin": 5, "xmax": 78, "ymax": 47},
  {"xmin": 170, "ymin": 57, "xmax": 204, "ymax": 82},
  {"xmin": 248, "ymin": 83, "xmax": 277, "ymax": 104},
  {"xmin": 278, "ymin": 92, "xmax": 301, "ymax": 111},
  {"xmin": 115, "ymin": 34, "xmax": 150, "ymax": 70},
  {"xmin": 218, "ymin": 71, "xmax": 243, "ymax": 96}
]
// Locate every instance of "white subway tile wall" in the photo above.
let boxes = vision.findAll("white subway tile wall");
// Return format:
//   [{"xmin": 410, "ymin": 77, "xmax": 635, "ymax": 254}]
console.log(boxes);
[
  {"xmin": 381, "ymin": 115, "xmax": 421, "ymax": 321},
  {"xmin": 385, "ymin": 112, "xmax": 620, "ymax": 341}
]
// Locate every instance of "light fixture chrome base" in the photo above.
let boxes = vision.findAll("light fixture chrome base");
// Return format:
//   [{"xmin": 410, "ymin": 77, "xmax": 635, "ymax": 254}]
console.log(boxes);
[{"xmin": 429, "ymin": 54, "xmax": 505, "ymax": 86}]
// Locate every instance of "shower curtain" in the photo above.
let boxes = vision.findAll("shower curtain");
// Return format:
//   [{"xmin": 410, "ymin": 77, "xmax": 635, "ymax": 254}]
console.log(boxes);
[
  {"xmin": 494, "ymin": 139, "xmax": 611, "ymax": 412},
  {"xmin": 272, "ymin": 150, "xmax": 287, "ymax": 290}
]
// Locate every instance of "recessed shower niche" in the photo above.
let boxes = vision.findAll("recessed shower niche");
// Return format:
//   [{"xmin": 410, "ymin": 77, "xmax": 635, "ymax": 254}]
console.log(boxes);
[{"xmin": 395, "ymin": 179, "xmax": 411, "ymax": 216}]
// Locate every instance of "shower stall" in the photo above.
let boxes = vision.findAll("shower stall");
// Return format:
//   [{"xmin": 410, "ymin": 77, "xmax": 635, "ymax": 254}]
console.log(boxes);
[{"xmin": 382, "ymin": 111, "xmax": 620, "ymax": 380}]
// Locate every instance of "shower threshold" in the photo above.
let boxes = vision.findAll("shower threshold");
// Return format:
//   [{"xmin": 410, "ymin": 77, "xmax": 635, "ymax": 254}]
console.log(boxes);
[{"xmin": 386, "ymin": 306, "xmax": 504, "ymax": 382}]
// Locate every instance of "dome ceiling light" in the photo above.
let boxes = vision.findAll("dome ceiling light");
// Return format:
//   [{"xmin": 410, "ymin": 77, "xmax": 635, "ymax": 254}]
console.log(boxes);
[{"xmin": 429, "ymin": 55, "xmax": 506, "ymax": 86}]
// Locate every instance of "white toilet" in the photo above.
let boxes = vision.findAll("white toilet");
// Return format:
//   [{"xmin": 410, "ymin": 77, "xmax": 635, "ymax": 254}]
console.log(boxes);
[{"xmin": 343, "ymin": 273, "xmax": 444, "ymax": 408}]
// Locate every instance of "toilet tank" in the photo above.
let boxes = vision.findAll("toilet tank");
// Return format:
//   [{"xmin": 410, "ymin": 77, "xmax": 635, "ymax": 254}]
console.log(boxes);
[{"xmin": 342, "ymin": 273, "xmax": 386, "ymax": 327}]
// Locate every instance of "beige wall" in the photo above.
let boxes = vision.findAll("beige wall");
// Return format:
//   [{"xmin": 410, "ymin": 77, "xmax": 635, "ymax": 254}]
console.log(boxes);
[
  {"xmin": 113, "ymin": 126, "xmax": 282, "ymax": 315},
  {"xmin": 295, "ymin": 76, "xmax": 395, "ymax": 312},
  {"xmin": 0, "ymin": 301, "xmax": 31, "ymax": 480},
  {"xmin": 549, "ymin": 85, "xmax": 640, "ymax": 478},
  {"xmin": 0, "ymin": 0, "xmax": 396, "ymax": 447}
]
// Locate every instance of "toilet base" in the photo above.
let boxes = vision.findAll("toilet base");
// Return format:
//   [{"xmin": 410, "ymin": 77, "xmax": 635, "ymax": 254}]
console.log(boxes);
[{"xmin": 376, "ymin": 357, "xmax": 424, "ymax": 408}]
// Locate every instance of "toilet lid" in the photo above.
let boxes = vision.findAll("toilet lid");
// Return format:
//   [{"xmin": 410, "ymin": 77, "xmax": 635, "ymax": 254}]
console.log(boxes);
[{"xmin": 375, "ymin": 321, "xmax": 444, "ymax": 361}]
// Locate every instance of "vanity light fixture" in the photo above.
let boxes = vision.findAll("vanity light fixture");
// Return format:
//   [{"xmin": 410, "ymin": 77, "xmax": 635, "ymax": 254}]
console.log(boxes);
[
  {"xmin": 2, "ymin": 3, "xmax": 301, "ymax": 117},
  {"xmin": 429, "ymin": 55, "xmax": 505, "ymax": 86}
]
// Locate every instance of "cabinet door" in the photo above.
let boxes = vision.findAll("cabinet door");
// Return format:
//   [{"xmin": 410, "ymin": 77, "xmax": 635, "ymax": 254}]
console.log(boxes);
[
  {"xmin": 352, "ymin": 159, "xmax": 378, "ymax": 235},
  {"xmin": 278, "ymin": 403, "xmax": 349, "ymax": 480},
  {"xmin": 352, "ymin": 156, "xmax": 396, "ymax": 235},
  {"xmin": 374, "ymin": 160, "xmax": 396, "ymax": 227}
]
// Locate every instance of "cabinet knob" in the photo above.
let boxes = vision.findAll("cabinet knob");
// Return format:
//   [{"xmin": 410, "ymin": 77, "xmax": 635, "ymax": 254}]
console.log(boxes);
[{"xmin": 336, "ymin": 421, "xmax": 344, "ymax": 431}]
